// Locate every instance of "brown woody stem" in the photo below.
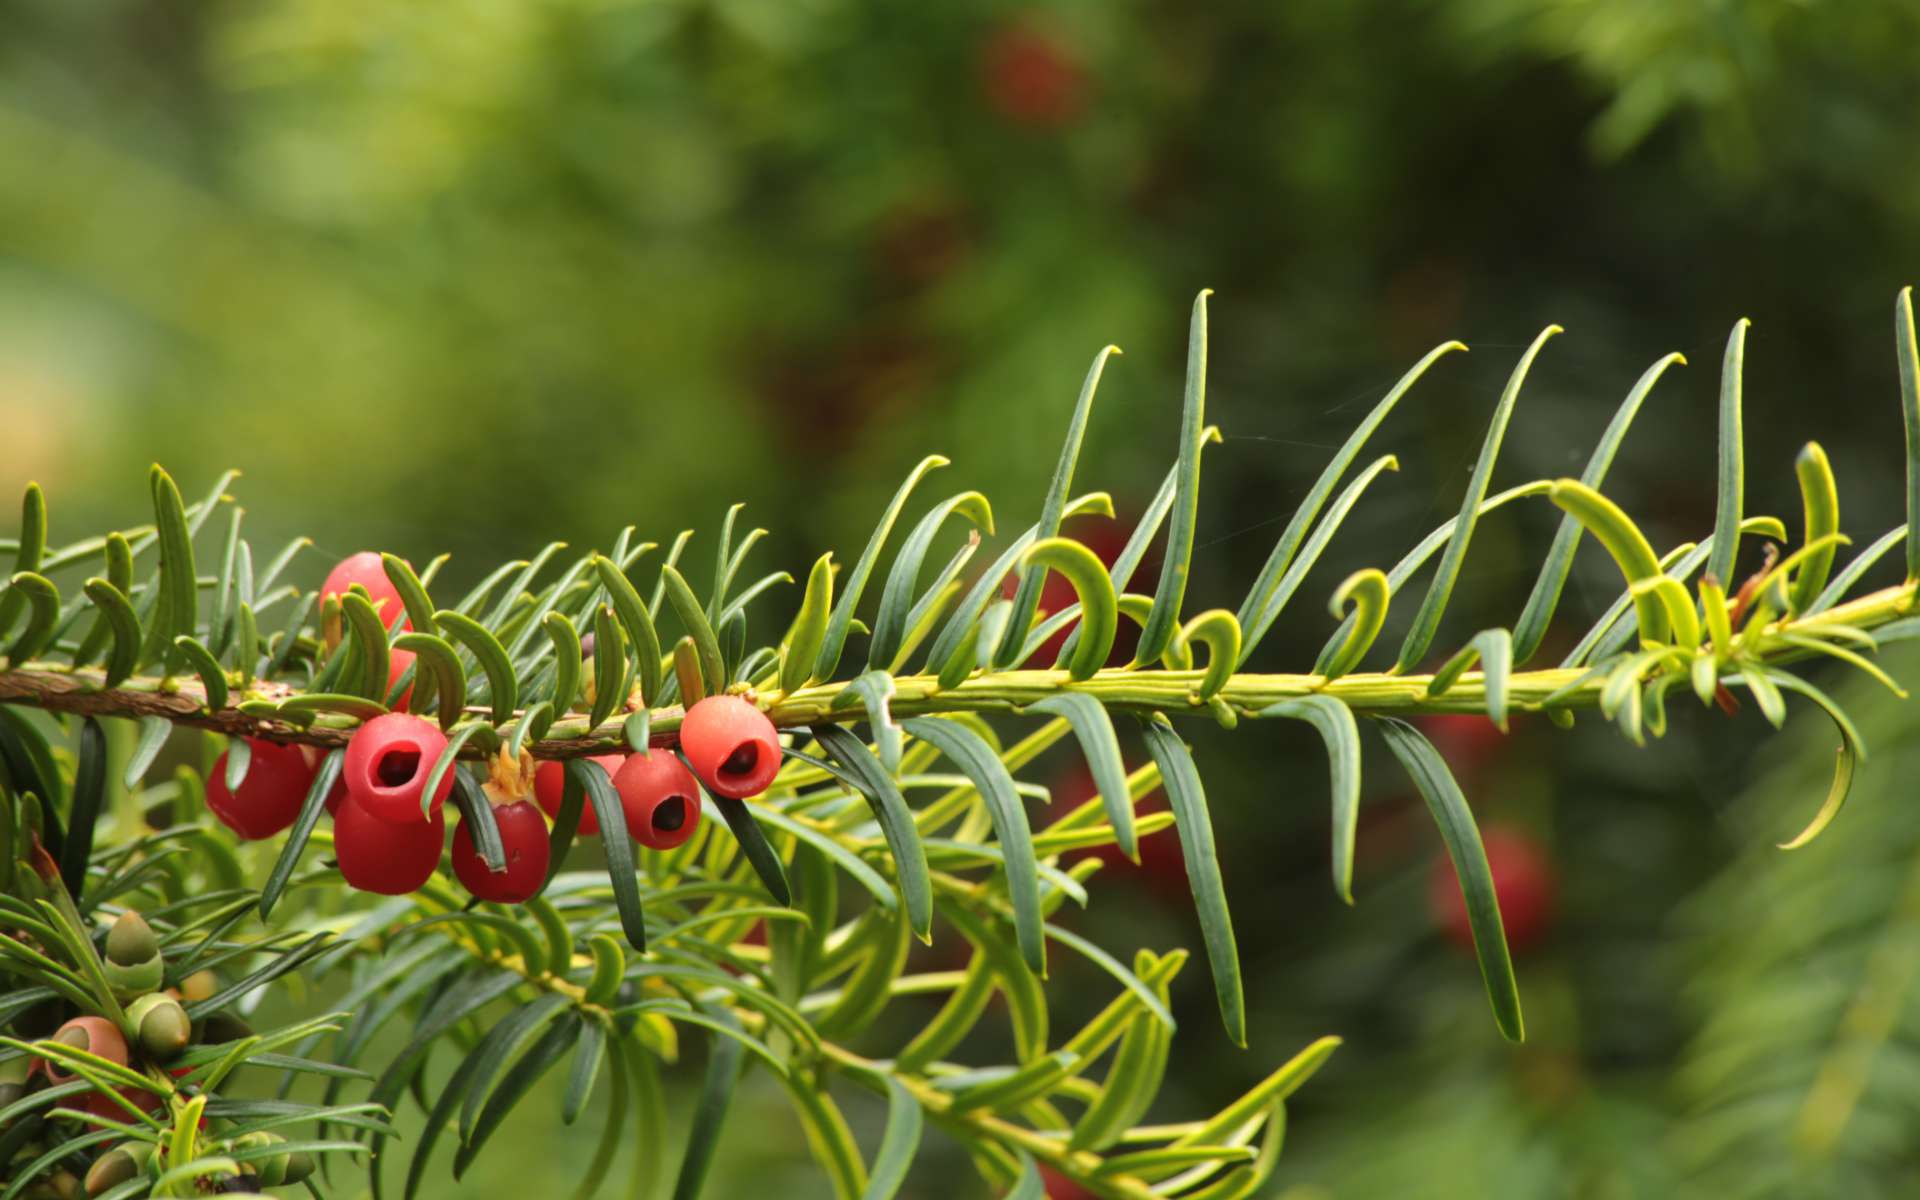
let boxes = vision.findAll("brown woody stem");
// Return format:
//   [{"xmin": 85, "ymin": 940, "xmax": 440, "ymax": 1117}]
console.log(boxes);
[{"xmin": 1, "ymin": 582, "xmax": 1910, "ymax": 759}]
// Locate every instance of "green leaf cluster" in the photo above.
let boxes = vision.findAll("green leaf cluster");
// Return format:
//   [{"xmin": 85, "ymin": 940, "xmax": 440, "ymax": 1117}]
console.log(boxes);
[{"xmin": 4, "ymin": 288, "xmax": 1920, "ymax": 1195}]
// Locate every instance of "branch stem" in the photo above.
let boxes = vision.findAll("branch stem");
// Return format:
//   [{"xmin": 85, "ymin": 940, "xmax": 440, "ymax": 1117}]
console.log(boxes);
[{"xmin": 4, "ymin": 582, "xmax": 1911, "ymax": 758}]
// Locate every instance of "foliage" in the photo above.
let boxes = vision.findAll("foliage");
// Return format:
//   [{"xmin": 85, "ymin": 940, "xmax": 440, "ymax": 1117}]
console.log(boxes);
[
  {"xmin": 1669, "ymin": 639, "xmax": 1920, "ymax": 1198},
  {"xmin": 12, "ymin": 0, "xmax": 1919, "ymax": 568},
  {"xmin": 1272, "ymin": 644, "xmax": 1920, "ymax": 1199},
  {"xmin": 1444, "ymin": 0, "xmax": 1920, "ymax": 183},
  {"xmin": 4, "ymin": 288, "xmax": 1920, "ymax": 1196}
]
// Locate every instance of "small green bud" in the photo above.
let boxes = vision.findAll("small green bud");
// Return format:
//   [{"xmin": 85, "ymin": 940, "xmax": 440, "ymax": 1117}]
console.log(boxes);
[
  {"xmin": 102, "ymin": 912, "xmax": 164, "ymax": 1000},
  {"xmin": 126, "ymin": 993, "xmax": 190, "ymax": 1061},
  {"xmin": 103, "ymin": 911, "xmax": 158, "ymax": 967},
  {"xmin": 84, "ymin": 1142, "xmax": 154, "ymax": 1197},
  {"xmin": 231, "ymin": 1131, "xmax": 286, "ymax": 1186}
]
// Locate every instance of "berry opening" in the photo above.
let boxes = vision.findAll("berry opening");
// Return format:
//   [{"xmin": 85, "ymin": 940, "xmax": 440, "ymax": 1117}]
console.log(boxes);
[
  {"xmin": 679, "ymin": 695, "xmax": 779, "ymax": 799},
  {"xmin": 376, "ymin": 748, "xmax": 421, "ymax": 787},
  {"xmin": 653, "ymin": 796, "xmax": 688, "ymax": 833},
  {"xmin": 720, "ymin": 744, "xmax": 758, "ymax": 778}
]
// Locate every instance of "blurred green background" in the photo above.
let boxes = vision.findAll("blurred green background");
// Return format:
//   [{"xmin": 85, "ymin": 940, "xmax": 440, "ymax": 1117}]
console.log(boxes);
[{"xmin": 6, "ymin": 0, "xmax": 1920, "ymax": 1195}]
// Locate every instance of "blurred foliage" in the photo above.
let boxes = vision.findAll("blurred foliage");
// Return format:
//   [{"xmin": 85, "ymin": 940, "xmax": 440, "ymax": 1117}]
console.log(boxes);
[
  {"xmin": 1446, "ymin": 0, "xmax": 1920, "ymax": 177},
  {"xmin": 4, "ymin": 0, "xmax": 1919, "ymax": 1195},
  {"xmin": 1669, "ymin": 643, "xmax": 1920, "ymax": 1198},
  {"xmin": 1271, "ymin": 648, "xmax": 1920, "ymax": 1199}
]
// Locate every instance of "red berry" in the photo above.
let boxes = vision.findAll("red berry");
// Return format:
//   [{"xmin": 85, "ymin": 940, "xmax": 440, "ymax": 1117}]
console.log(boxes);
[
  {"xmin": 89, "ymin": 1073, "xmax": 181, "ymax": 1121},
  {"xmin": 611, "ymin": 751, "xmax": 704, "ymax": 851},
  {"xmin": 335, "ymin": 791, "xmax": 445, "ymax": 894},
  {"xmin": 452, "ymin": 800, "xmax": 551, "ymax": 903},
  {"xmin": 90, "ymin": 1082, "xmax": 151, "ymax": 1121},
  {"xmin": 320, "ymin": 552, "xmax": 412, "ymax": 641},
  {"xmin": 206, "ymin": 739, "xmax": 315, "ymax": 840},
  {"xmin": 679, "ymin": 696, "xmax": 780, "ymax": 799},
  {"xmin": 387, "ymin": 645, "xmax": 417, "ymax": 708},
  {"xmin": 343, "ymin": 713, "xmax": 454, "ymax": 824},
  {"xmin": 980, "ymin": 19, "xmax": 1087, "ymax": 130},
  {"xmin": 43, "ymin": 1017, "xmax": 127, "ymax": 1085},
  {"xmin": 535, "ymin": 756, "xmax": 621, "ymax": 836},
  {"xmin": 1038, "ymin": 1164, "xmax": 1094, "ymax": 1199},
  {"xmin": 1429, "ymin": 825, "xmax": 1556, "ymax": 956},
  {"xmin": 298, "ymin": 745, "xmax": 347, "ymax": 815}
]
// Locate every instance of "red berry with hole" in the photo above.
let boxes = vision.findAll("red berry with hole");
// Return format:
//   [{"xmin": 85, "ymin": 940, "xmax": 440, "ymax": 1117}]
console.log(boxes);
[
  {"xmin": 679, "ymin": 695, "xmax": 780, "ymax": 799},
  {"xmin": 206, "ymin": 739, "xmax": 315, "ymax": 839},
  {"xmin": 535, "ymin": 755, "xmax": 621, "ymax": 836},
  {"xmin": 611, "ymin": 751, "xmax": 704, "ymax": 851},
  {"xmin": 320, "ymin": 552, "xmax": 411, "ymax": 646},
  {"xmin": 343, "ymin": 713, "xmax": 454, "ymax": 824},
  {"xmin": 452, "ymin": 800, "xmax": 551, "ymax": 903},
  {"xmin": 1429, "ymin": 825, "xmax": 1556, "ymax": 956},
  {"xmin": 335, "ymin": 791, "xmax": 445, "ymax": 894},
  {"xmin": 43, "ymin": 1017, "xmax": 127, "ymax": 1085}
]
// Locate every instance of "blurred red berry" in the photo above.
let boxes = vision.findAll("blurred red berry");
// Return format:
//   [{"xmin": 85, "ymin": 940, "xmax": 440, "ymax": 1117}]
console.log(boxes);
[
  {"xmin": 535, "ymin": 755, "xmax": 621, "ymax": 836},
  {"xmin": 452, "ymin": 799, "xmax": 550, "ymax": 903},
  {"xmin": 876, "ymin": 199, "xmax": 970, "ymax": 292},
  {"xmin": 1428, "ymin": 824, "xmax": 1556, "ymax": 955},
  {"xmin": 1420, "ymin": 713, "xmax": 1508, "ymax": 778},
  {"xmin": 206, "ymin": 739, "xmax": 314, "ymax": 840},
  {"xmin": 612, "ymin": 751, "xmax": 704, "ymax": 851},
  {"xmin": 335, "ymin": 791, "xmax": 445, "ymax": 894},
  {"xmin": 980, "ymin": 19, "xmax": 1087, "ymax": 130},
  {"xmin": 1039, "ymin": 1164, "xmax": 1094, "ymax": 1198},
  {"xmin": 342, "ymin": 713, "xmax": 454, "ymax": 824},
  {"xmin": 679, "ymin": 695, "xmax": 781, "ymax": 799},
  {"xmin": 1056, "ymin": 763, "xmax": 1187, "ymax": 899},
  {"xmin": 1077, "ymin": 817, "xmax": 1186, "ymax": 898}
]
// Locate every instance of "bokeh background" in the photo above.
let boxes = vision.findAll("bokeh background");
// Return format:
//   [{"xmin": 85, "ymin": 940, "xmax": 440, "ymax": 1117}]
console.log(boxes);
[{"xmin": 6, "ymin": 1, "xmax": 1920, "ymax": 1196}]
